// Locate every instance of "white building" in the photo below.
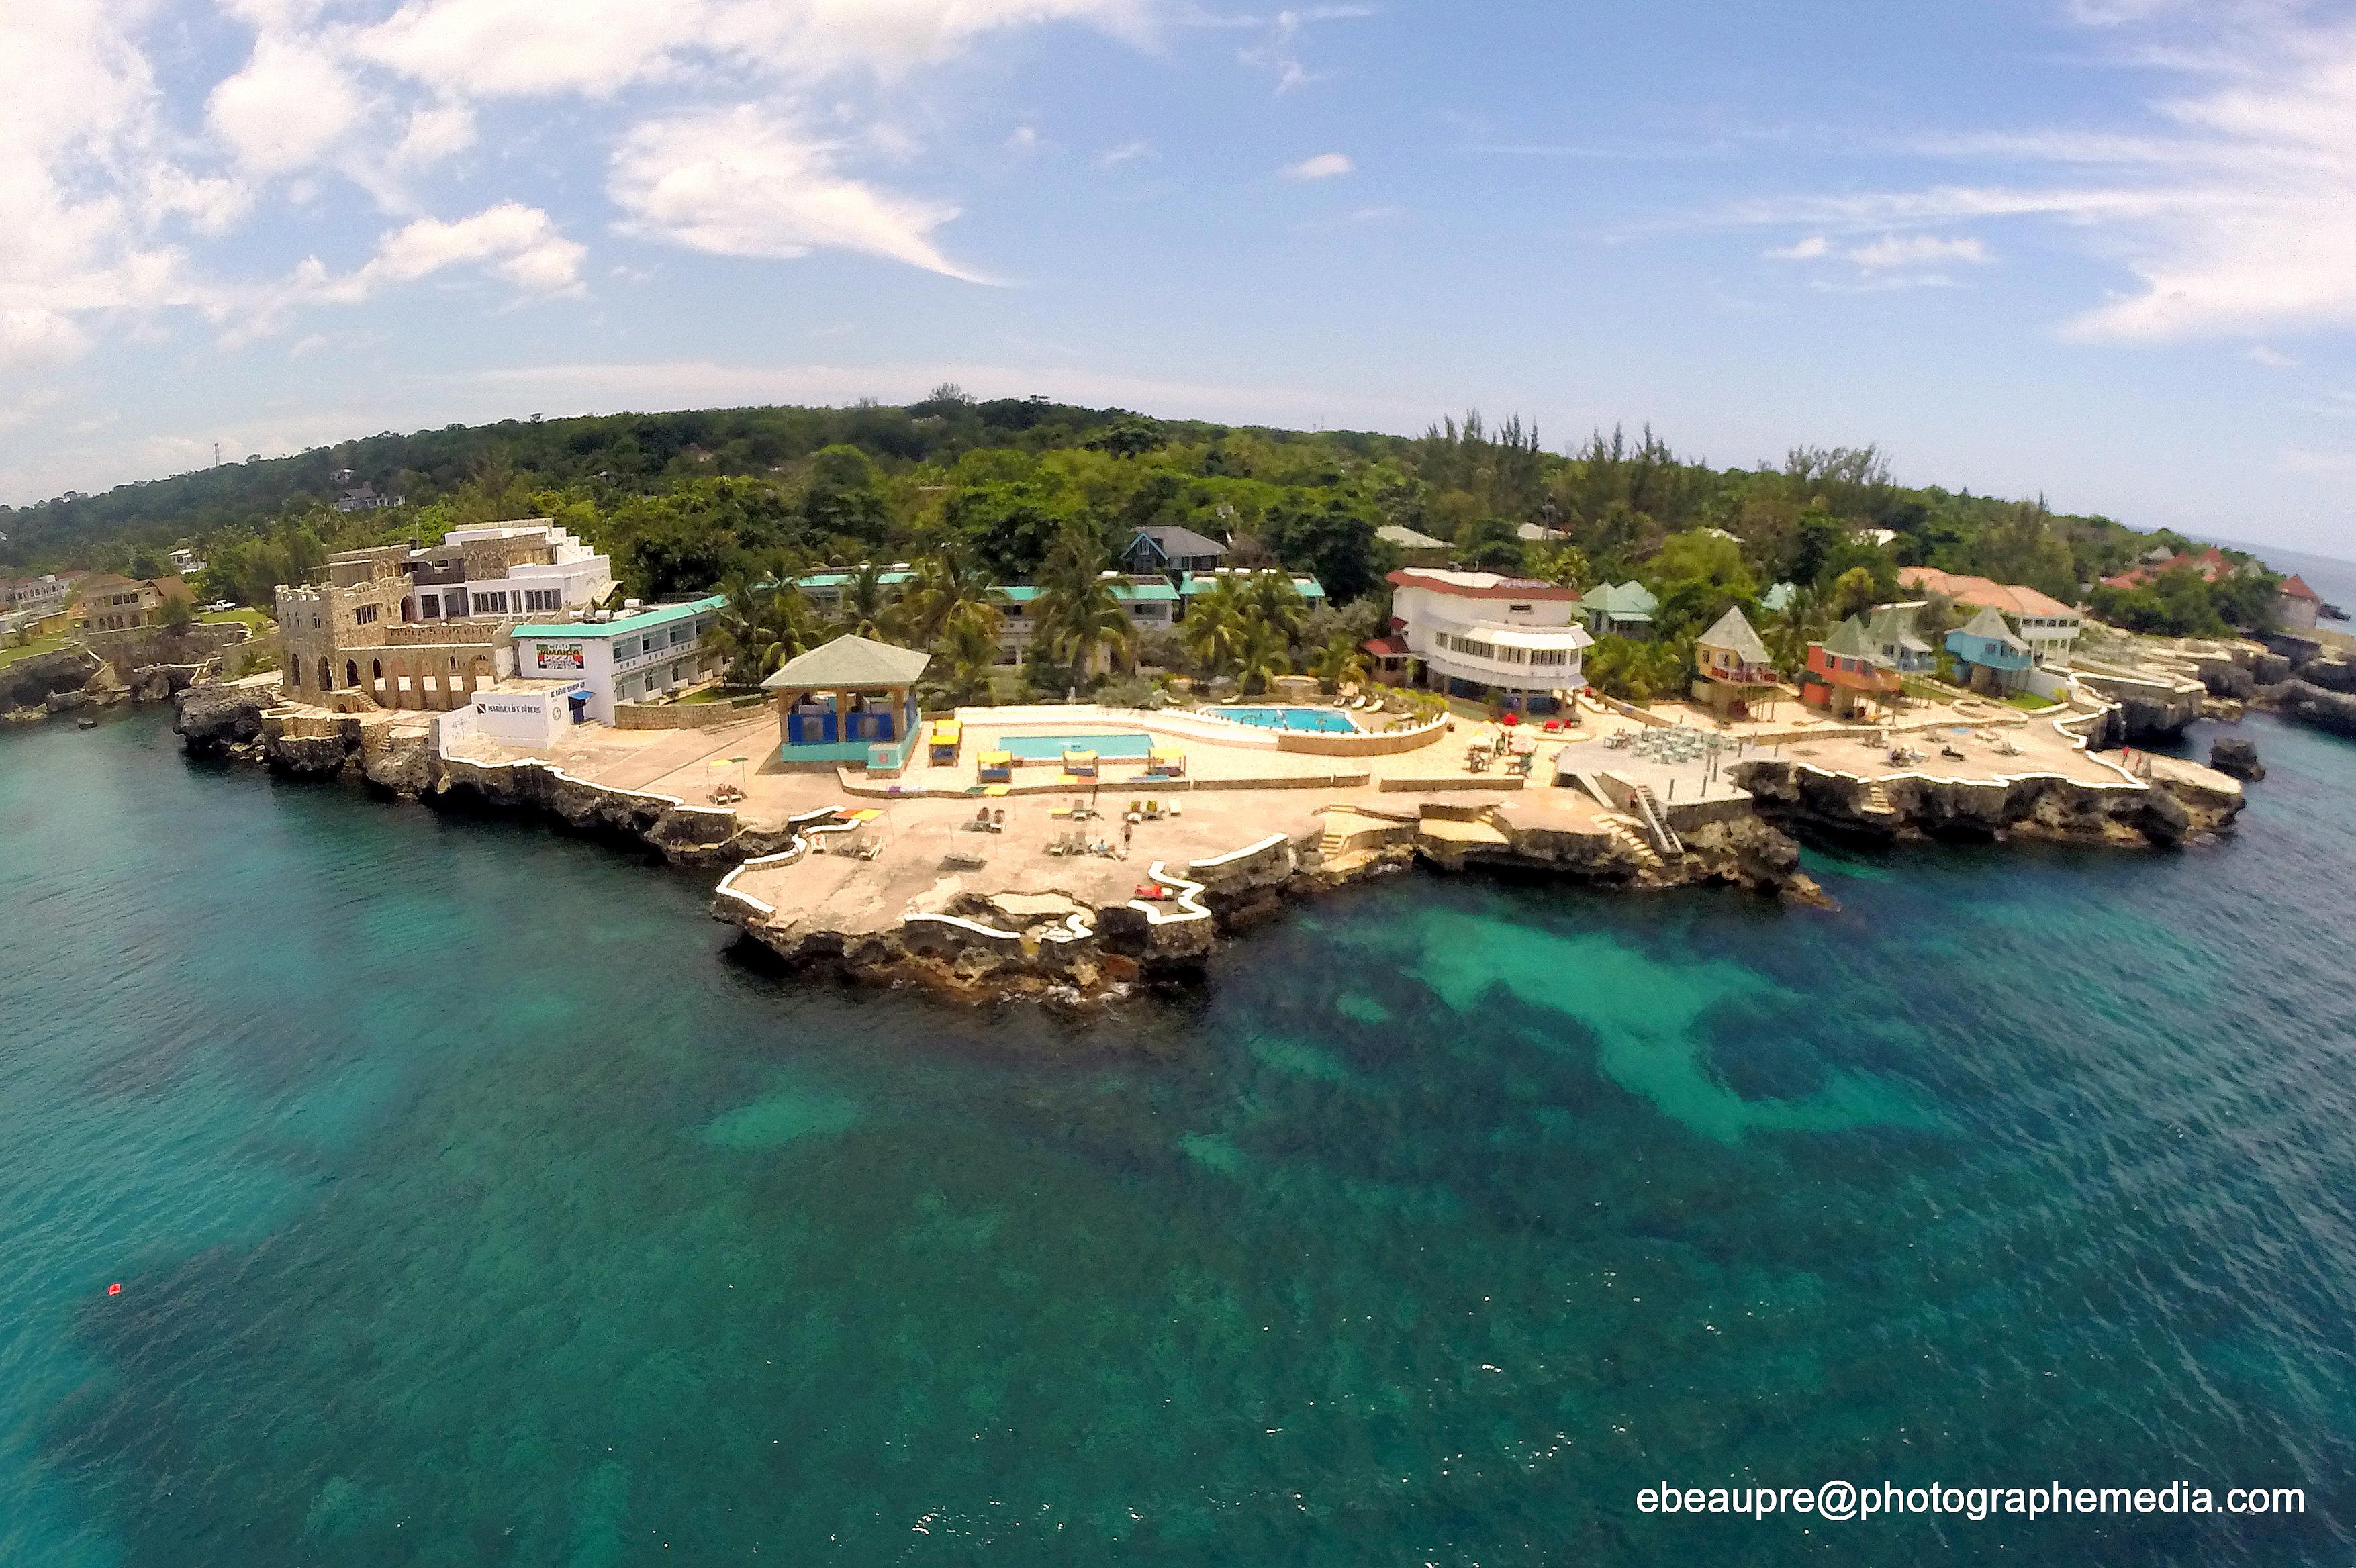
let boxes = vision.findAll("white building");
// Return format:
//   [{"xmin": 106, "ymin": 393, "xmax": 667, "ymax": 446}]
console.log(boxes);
[
  {"xmin": 465, "ymin": 679, "xmax": 590, "ymax": 748},
  {"xmin": 1384, "ymin": 568, "xmax": 1594, "ymax": 713},
  {"xmin": 2, "ymin": 573, "xmax": 70, "ymax": 618},
  {"xmin": 397, "ymin": 522, "xmax": 616, "ymax": 624},
  {"xmin": 508, "ymin": 594, "xmax": 726, "ymax": 723}
]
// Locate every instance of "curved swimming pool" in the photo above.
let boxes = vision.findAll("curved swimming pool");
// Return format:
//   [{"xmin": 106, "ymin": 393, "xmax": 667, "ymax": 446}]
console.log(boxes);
[{"xmin": 1216, "ymin": 706, "xmax": 1360, "ymax": 734}]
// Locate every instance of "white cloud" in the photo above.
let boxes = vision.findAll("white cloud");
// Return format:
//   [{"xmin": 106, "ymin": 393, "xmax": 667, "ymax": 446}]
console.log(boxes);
[
  {"xmin": 391, "ymin": 101, "xmax": 478, "ymax": 168},
  {"xmin": 1848, "ymin": 234, "xmax": 1991, "ymax": 269},
  {"xmin": 1732, "ymin": 11, "xmax": 2356, "ymax": 343},
  {"xmin": 1767, "ymin": 235, "xmax": 1830, "ymax": 260},
  {"xmin": 352, "ymin": 0, "xmax": 1153, "ymax": 97},
  {"xmin": 1098, "ymin": 138, "xmax": 1154, "ymax": 167},
  {"xmin": 2248, "ymin": 343, "xmax": 2300, "ymax": 369},
  {"xmin": 324, "ymin": 201, "xmax": 587, "ymax": 301},
  {"xmin": 206, "ymin": 35, "xmax": 369, "ymax": 175},
  {"xmin": 355, "ymin": 0, "xmax": 701, "ymax": 97},
  {"xmin": 0, "ymin": 307, "xmax": 90, "ymax": 369},
  {"xmin": 1281, "ymin": 151, "xmax": 1354, "ymax": 181},
  {"xmin": 609, "ymin": 106, "xmax": 987, "ymax": 281}
]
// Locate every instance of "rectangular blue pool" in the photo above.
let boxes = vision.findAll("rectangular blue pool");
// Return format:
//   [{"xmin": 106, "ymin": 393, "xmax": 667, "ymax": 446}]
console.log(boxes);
[
  {"xmin": 998, "ymin": 732, "xmax": 1155, "ymax": 761},
  {"xmin": 1218, "ymin": 707, "xmax": 1360, "ymax": 734}
]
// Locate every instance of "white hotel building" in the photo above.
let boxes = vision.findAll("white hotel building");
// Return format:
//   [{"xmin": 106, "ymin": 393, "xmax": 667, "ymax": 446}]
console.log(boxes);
[{"xmin": 1377, "ymin": 569, "xmax": 1594, "ymax": 714}]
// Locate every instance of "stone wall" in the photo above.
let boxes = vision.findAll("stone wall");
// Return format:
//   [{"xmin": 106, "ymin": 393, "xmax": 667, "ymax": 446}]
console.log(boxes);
[{"xmin": 614, "ymin": 698, "xmax": 770, "ymax": 730}]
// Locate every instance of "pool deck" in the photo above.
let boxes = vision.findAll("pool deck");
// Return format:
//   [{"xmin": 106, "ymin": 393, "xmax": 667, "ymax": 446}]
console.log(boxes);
[{"xmin": 429, "ymin": 683, "xmax": 2220, "ymax": 960}]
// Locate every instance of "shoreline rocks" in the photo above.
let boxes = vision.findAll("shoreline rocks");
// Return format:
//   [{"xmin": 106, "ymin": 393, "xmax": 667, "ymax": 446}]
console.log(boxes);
[{"xmin": 2210, "ymin": 737, "xmax": 2265, "ymax": 781}]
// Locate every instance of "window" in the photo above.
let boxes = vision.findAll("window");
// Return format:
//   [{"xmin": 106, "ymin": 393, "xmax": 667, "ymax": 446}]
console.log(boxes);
[
  {"xmin": 420, "ymin": 595, "xmax": 440, "ymax": 619},
  {"xmin": 524, "ymin": 589, "xmax": 560, "ymax": 612},
  {"xmin": 354, "ymin": 603, "xmax": 379, "ymax": 625},
  {"xmin": 474, "ymin": 591, "xmax": 508, "ymax": 614},
  {"xmin": 1509, "ymin": 603, "xmax": 1532, "ymax": 614},
  {"xmin": 1533, "ymin": 648, "xmax": 1568, "ymax": 667}
]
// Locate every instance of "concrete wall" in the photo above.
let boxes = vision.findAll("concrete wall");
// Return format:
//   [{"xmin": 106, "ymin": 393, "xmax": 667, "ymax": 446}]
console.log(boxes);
[{"xmin": 613, "ymin": 698, "xmax": 765, "ymax": 730}]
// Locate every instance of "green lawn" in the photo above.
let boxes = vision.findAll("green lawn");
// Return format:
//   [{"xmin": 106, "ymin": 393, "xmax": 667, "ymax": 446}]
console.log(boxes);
[
  {"xmin": 2005, "ymin": 690, "xmax": 2062, "ymax": 712},
  {"xmin": 200, "ymin": 607, "xmax": 273, "ymax": 632},
  {"xmin": 0, "ymin": 632, "xmax": 75, "ymax": 671}
]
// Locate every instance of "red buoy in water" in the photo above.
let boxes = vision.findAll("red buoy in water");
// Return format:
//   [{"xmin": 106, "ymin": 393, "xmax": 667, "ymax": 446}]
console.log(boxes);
[{"xmin": 107, "ymin": 1283, "xmax": 122, "ymax": 1297}]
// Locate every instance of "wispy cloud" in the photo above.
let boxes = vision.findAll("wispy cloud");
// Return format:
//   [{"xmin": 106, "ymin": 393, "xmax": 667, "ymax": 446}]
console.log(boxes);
[
  {"xmin": 1280, "ymin": 151, "xmax": 1355, "ymax": 181},
  {"xmin": 1729, "ymin": 8, "xmax": 2356, "ymax": 342},
  {"xmin": 2248, "ymin": 344, "xmax": 2300, "ymax": 369},
  {"xmin": 1097, "ymin": 139, "xmax": 1155, "ymax": 168},
  {"xmin": 1231, "ymin": 5, "xmax": 1374, "ymax": 93}
]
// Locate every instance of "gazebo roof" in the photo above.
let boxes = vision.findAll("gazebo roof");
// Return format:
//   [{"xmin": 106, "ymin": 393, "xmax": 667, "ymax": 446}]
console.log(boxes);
[
  {"xmin": 1818, "ymin": 614, "xmax": 1887, "ymax": 664},
  {"xmin": 1954, "ymin": 605, "xmax": 2030, "ymax": 654},
  {"xmin": 1697, "ymin": 606, "xmax": 1773, "ymax": 665},
  {"xmin": 761, "ymin": 634, "xmax": 931, "ymax": 691}
]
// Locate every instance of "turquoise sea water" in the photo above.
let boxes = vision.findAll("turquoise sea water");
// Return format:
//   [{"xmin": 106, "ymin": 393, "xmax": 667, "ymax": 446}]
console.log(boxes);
[{"xmin": 5, "ymin": 711, "xmax": 2356, "ymax": 1565}]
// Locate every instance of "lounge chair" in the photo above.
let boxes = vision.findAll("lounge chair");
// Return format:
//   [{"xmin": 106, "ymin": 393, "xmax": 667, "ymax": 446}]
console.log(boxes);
[{"xmin": 991, "ymin": 808, "xmax": 1006, "ymax": 833}]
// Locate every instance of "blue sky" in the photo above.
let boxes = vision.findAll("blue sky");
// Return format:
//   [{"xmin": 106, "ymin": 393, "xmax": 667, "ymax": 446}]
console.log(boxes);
[{"xmin": 5, "ymin": 0, "xmax": 2356, "ymax": 559}]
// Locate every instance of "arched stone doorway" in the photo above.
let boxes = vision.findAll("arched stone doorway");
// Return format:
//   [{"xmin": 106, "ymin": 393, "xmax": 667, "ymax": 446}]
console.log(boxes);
[
  {"xmin": 345, "ymin": 659, "xmax": 359, "ymax": 689},
  {"xmin": 319, "ymin": 657, "xmax": 333, "ymax": 690}
]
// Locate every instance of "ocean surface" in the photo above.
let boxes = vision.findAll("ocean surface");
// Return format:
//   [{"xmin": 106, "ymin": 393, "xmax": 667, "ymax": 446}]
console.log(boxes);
[{"xmin": 4, "ymin": 710, "xmax": 2356, "ymax": 1566}]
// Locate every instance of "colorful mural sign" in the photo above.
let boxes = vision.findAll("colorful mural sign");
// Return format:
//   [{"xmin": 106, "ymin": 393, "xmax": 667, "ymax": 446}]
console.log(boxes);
[{"xmin": 534, "ymin": 642, "xmax": 585, "ymax": 671}]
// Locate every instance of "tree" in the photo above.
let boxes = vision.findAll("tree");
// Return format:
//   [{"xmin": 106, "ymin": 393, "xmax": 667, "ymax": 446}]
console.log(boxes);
[
  {"xmin": 157, "ymin": 592, "xmax": 197, "ymax": 632},
  {"xmin": 1527, "ymin": 542, "xmax": 1591, "ymax": 587},
  {"xmin": 900, "ymin": 544, "xmax": 993, "ymax": 646},
  {"xmin": 801, "ymin": 444, "xmax": 890, "ymax": 547},
  {"xmin": 704, "ymin": 579, "xmax": 813, "ymax": 684},
  {"xmin": 1827, "ymin": 565, "xmax": 1880, "ymax": 620},
  {"xmin": 1090, "ymin": 412, "xmax": 1167, "ymax": 460},
  {"xmin": 1181, "ymin": 578, "xmax": 1247, "ymax": 677},
  {"xmin": 833, "ymin": 562, "xmax": 903, "ymax": 641},
  {"xmin": 1583, "ymin": 635, "xmax": 1687, "ymax": 703},
  {"xmin": 1263, "ymin": 495, "xmax": 1393, "ymax": 603},
  {"xmin": 927, "ymin": 600, "xmax": 1004, "ymax": 706},
  {"xmin": 1033, "ymin": 524, "xmax": 1135, "ymax": 681},
  {"xmin": 1233, "ymin": 617, "xmax": 1292, "ymax": 695},
  {"xmin": 943, "ymin": 481, "xmax": 1079, "ymax": 579},
  {"xmin": 1456, "ymin": 517, "xmax": 1527, "ymax": 575},
  {"xmin": 1308, "ymin": 634, "xmax": 1370, "ymax": 695},
  {"xmin": 1243, "ymin": 569, "xmax": 1309, "ymax": 646}
]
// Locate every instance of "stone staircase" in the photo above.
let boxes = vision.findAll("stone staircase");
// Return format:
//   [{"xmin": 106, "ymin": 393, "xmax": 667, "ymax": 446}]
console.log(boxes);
[
  {"xmin": 1598, "ymin": 813, "xmax": 1666, "ymax": 870},
  {"xmin": 1864, "ymin": 781, "xmax": 1896, "ymax": 815},
  {"xmin": 1628, "ymin": 783, "xmax": 1684, "ymax": 858}
]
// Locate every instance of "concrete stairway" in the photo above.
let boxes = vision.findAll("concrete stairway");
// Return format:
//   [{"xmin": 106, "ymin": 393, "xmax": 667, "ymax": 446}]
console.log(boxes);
[
  {"xmin": 1629, "ymin": 783, "xmax": 1684, "ymax": 858},
  {"xmin": 1598, "ymin": 813, "xmax": 1666, "ymax": 870}
]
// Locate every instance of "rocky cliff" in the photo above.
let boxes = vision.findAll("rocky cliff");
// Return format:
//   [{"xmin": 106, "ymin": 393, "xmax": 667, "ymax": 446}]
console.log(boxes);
[
  {"xmin": 173, "ymin": 679, "xmax": 278, "ymax": 755},
  {"xmin": 1730, "ymin": 756, "xmax": 2239, "ymax": 847},
  {"xmin": 1, "ymin": 648, "xmax": 104, "ymax": 716},
  {"xmin": 2271, "ymin": 680, "xmax": 2356, "ymax": 738}
]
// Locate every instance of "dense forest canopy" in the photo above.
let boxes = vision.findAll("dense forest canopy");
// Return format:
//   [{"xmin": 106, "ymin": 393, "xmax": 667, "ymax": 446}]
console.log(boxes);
[{"xmin": 1, "ymin": 389, "xmax": 2277, "ymax": 652}]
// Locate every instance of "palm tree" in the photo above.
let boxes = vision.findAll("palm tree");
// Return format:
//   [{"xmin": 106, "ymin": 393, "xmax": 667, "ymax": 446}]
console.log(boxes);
[
  {"xmin": 1766, "ymin": 585, "xmax": 1831, "ymax": 674},
  {"xmin": 1034, "ymin": 524, "xmax": 1135, "ymax": 682},
  {"xmin": 1243, "ymin": 569, "xmax": 1307, "ymax": 646},
  {"xmin": 704, "ymin": 578, "xmax": 814, "ymax": 685},
  {"xmin": 1233, "ymin": 617, "xmax": 1292, "ymax": 696},
  {"xmin": 901, "ymin": 544, "xmax": 992, "ymax": 646},
  {"xmin": 1308, "ymin": 634, "xmax": 1370, "ymax": 695},
  {"xmin": 1181, "ymin": 577, "xmax": 1248, "ymax": 678},
  {"xmin": 927, "ymin": 600, "xmax": 1004, "ymax": 707},
  {"xmin": 834, "ymin": 561, "xmax": 902, "ymax": 642}
]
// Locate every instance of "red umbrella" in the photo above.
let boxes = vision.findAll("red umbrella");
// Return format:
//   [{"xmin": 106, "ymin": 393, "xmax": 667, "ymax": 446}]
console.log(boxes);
[{"xmin": 1500, "ymin": 711, "xmax": 1519, "ymax": 726}]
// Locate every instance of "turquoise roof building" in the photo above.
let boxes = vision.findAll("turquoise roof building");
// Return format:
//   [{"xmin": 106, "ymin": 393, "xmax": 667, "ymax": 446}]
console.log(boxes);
[
  {"xmin": 1581, "ymin": 581, "xmax": 1659, "ymax": 638},
  {"xmin": 1946, "ymin": 606, "xmax": 2034, "ymax": 693}
]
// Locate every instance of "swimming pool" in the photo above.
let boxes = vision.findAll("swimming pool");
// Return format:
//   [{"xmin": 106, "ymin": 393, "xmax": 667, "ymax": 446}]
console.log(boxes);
[
  {"xmin": 1217, "ymin": 706, "xmax": 1360, "ymax": 734},
  {"xmin": 998, "ymin": 732, "xmax": 1154, "ymax": 761}
]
